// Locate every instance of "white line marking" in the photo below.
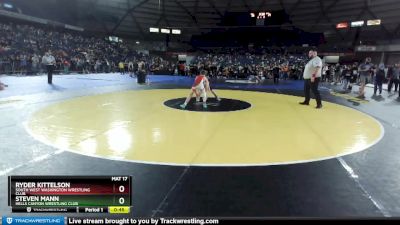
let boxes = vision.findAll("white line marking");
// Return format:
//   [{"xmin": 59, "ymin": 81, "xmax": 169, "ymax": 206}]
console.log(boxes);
[
  {"xmin": 0, "ymin": 149, "xmax": 64, "ymax": 176},
  {"xmin": 337, "ymin": 157, "xmax": 391, "ymax": 217},
  {"xmin": 151, "ymin": 167, "xmax": 190, "ymax": 217}
]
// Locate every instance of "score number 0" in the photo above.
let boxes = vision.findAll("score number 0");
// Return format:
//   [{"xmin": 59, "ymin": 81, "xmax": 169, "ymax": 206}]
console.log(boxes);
[{"xmin": 118, "ymin": 185, "xmax": 125, "ymax": 205}]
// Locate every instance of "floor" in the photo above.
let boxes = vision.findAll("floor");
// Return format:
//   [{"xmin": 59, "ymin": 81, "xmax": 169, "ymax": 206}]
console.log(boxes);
[{"xmin": 0, "ymin": 73, "xmax": 400, "ymax": 217}]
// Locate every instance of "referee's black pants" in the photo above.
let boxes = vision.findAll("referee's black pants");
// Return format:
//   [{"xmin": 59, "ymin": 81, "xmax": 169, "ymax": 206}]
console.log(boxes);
[
  {"xmin": 388, "ymin": 78, "xmax": 399, "ymax": 92},
  {"xmin": 273, "ymin": 74, "xmax": 279, "ymax": 84},
  {"xmin": 303, "ymin": 78, "xmax": 322, "ymax": 106},
  {"xmin": 46, "ymin": 65, "xmax": 54, "ymax": 84}
]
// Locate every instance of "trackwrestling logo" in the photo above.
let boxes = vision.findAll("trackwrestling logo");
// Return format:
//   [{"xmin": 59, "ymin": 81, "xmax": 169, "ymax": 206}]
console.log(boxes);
[{"xmin": 2, "ymin": 217, "xmax": 64, "ymax": 225}]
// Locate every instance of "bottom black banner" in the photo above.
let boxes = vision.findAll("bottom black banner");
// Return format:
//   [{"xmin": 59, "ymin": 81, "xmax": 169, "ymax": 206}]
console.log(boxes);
[
  {"xmin": 66, "ymin": 217, "xmax": 400, "ymax": 225},
  {"xmin": 2, "ymin": 216, "xmax": 400, "ymax": 225}
]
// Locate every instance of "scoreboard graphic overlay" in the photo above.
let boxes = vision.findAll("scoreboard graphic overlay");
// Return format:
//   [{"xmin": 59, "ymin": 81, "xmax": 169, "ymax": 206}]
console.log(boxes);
[{"xmin": 8, "ymin": 176, "xmax": 132, "ymax": 213}]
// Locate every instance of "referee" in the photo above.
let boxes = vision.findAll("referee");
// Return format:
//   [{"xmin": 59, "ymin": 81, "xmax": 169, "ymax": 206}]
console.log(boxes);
[
  {"xmin": 42, "ymin": 51, "xmax": 56, "ymax": 84},
  {"xmin": 299, "ymin": 48, "xmax": 323, "ymax": 109}
]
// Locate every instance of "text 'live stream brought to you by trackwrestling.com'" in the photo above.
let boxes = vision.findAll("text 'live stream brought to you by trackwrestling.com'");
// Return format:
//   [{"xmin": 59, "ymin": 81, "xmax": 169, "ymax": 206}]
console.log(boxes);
[
  {"xmin": 2, "ymin": 217, "xmax": 221, "ymax": 225},
  {"xmin": 68, "ymin": 217, "xmax": 220, "ymax": 225}
]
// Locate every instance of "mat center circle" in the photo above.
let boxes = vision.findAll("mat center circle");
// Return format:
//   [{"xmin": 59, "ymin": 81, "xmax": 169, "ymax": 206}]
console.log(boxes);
[{"xmin": 164, "ymin": 98, "xmax": 251, "ymax": 112}]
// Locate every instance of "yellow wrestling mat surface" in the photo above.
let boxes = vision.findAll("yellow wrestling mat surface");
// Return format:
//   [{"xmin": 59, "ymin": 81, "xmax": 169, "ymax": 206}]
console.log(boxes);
[{"xmin": 26, "ymin": 89, "xmax": 384, "ymax": 166}]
